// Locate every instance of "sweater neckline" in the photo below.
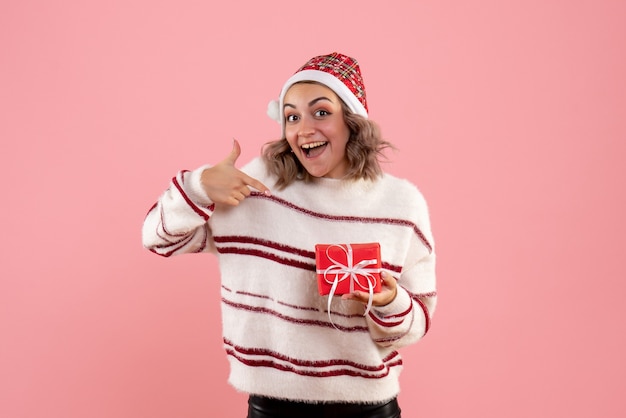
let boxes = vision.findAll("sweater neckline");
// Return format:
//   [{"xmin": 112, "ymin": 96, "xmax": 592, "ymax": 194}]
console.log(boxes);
[{"xmin": 305, "ymin": 175, "xmax": 380, "ymax": 196}]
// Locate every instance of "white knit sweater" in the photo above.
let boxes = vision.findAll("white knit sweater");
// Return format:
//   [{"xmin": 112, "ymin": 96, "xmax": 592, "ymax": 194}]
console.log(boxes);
[{"xmin": 142, "ymin": 157, "xmax": 436, "ymax": 404}]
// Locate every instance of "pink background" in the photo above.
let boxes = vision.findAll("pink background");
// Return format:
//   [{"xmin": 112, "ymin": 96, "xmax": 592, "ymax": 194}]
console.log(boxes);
[{"xmin": 2, "ymin": 1, "xmax": 625, "ymax": 417}]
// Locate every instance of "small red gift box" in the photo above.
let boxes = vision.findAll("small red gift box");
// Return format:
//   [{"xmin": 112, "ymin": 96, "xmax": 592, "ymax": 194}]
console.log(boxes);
[{"xmin": 315, "ymin": 243, "xmax": 382, "ymax": 296}]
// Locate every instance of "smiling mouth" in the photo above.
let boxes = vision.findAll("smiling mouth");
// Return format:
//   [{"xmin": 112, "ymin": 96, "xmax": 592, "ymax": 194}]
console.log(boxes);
[{"xmin": 301, "ymin": 141, "xmax": 328, "ymax": 158}]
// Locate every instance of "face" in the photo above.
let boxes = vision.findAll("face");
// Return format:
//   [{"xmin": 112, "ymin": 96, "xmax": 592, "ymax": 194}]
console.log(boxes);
[{"xmin": 283, "ymin": 83, "xmax": 351, "ymax": 179}]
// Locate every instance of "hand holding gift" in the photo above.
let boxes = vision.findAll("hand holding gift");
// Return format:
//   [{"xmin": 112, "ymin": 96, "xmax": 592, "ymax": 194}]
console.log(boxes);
[
  {"xmin": 341, "ymin": 270, "xmax": 397, "ymax": 307},
  {"xmin": 315, "ymin": 243, "xmax": 398, "ymax": 325}
]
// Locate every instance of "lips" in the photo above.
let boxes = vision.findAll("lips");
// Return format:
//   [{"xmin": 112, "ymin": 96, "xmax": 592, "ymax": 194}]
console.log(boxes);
[{"xmin": 301, "ymin": 141, "xmax": 328, "ymax": 158}]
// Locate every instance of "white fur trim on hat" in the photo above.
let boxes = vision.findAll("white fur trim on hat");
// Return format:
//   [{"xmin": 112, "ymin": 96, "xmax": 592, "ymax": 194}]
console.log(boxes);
[
  {"xmin": 267, "ymin": 69, "xmax": 369, "ymax": 136},
  {"xmin": 279, "ymin": 70, "xmax": 368, "ymax": 121}
]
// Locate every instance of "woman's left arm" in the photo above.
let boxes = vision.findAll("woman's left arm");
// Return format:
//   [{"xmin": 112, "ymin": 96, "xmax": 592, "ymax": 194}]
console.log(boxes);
[{"xmin": 344, "ymin": 250, "xmax": 436, "ymax": 348}]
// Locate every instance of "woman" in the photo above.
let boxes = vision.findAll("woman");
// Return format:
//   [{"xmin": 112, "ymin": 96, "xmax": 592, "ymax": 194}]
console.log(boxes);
[{"xmin": 142, "ymin": 52, "xmax": 436, "ymax": 418}]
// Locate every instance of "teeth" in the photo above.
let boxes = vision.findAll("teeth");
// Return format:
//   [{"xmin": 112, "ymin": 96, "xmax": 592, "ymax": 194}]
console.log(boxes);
[{"xmin": 301, "ymin": 141, "xmax": 327, "ymax": 149}]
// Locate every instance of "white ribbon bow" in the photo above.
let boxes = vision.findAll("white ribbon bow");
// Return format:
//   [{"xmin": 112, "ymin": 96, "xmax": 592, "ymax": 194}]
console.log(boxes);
[{"xmin": 316, "ymin": 244, "xmax": 381, "ymax": 328}]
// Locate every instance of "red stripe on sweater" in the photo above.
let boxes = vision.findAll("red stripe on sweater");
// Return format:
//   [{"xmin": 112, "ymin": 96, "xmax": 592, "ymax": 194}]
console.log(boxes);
[
  {"xmin": 414, "ymin": 297, "xmax": 431, "ymax": 335},
  {"xmin": 221, "ymin": 298, "xmax": 369, "ymax": 332},
  {"xmin": 214, "ymin": 235, "xmax": 315, "ymax": 258},
  {"xmin": 367, "ymin": 311, "xmax": 405, "ymax": 328},
  {"xmin": 373, "ymin": 310, "xmax": 415, "ymax": 345},
  {"xmin": 159, "ymin": 205, "xmax": 194, "ymax": 239},
  {"xmin": 232, "ymin": 289, "xmax": 372, "ymax": 320},
  {"xmin": 215, "ymin": 236, "xmax": 404, "ymax": 274},
  {"xmin": 382, "ymin": 301, "xmax": 413, "ymax": 320},
  {"xmin": 172, "ymin": 174, "xmax": 210, "ymax": 221},
  {"xmin": 225, "ymin": 338, "xmax": 399, "ymax": 370},
  {"xmin": 224, "ymin": 338, "xmax": 402, "ymax": 378},
  {"xmin": 151, "ymin": 234, "xmax": 194, "ymax": 257},
  {"xmin": 151, "ymin": 223, "xmax": 208, "ymax": 257},
  {"xmin": 226, "ymin": 349, "xmax": 402, "ymax": 378},
  {"xmin": 366, "ymin": 291, "xmax": 413, "ymax": 328},
  {"xmin": 248, "ymin": 192, "xmax": 433, "ymax": 253},
  {"xmin": 218, "ymin": 246, "xmax": 315, "ymax": 271}
]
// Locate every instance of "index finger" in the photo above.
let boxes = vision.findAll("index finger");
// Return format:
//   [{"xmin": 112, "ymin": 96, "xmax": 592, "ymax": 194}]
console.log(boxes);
[{"xmin": 241, "ymin": 172, "xmax": 271, "ymax": 196}]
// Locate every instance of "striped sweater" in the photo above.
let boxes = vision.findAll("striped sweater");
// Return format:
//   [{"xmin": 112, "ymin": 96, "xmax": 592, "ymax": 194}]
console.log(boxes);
[{"xmin": 142, "ymin": 157, "xmax": 436, "ymax": 404}]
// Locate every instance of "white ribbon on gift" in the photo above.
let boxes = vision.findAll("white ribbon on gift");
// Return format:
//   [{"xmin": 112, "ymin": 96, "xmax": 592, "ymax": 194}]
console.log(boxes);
[{"xmin": 316, "ymin": 244, "xmax": 381, "ymax": 328}]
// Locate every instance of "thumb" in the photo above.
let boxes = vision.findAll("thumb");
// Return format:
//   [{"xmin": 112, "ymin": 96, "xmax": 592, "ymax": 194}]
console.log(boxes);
[{"xmin": 224, "ymin": 138, "xmax": 242, "ymax": 165}]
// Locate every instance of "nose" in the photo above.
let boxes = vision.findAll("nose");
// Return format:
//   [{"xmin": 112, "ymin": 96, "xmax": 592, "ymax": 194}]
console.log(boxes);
[{"xmin": 298, "ymin": 115, "xmax": 315, "ymax": 137}]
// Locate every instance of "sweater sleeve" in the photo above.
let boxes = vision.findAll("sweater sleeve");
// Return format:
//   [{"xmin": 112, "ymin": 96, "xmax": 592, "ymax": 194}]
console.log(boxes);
[
  {"xmin": 141, "ymin": 165, "xmax": 217, "ymax": 257},
  {"xmin": 365, "ymin": 190, "xmax": 437, "ymax": 349},
  {"xmin": 366, "ymin": 252, "xmax": 436, "ymax": 349}
]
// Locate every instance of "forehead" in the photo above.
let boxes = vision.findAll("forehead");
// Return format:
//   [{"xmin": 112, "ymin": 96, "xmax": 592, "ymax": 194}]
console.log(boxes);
[{"xmin": 284, "ymin": 82, "xmax": 340, "ymax": 102}]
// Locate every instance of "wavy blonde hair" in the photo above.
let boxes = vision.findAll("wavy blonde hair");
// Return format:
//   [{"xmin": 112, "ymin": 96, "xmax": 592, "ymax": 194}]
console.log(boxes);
[{"xmin": 262, "ymin": 91, "xmax": 394, "ymax": 189}]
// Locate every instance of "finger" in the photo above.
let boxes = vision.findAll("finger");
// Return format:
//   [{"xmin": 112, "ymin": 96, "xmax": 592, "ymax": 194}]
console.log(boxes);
[
  {"xmin": 381, "ymin": 272, "xmax": 396, "ymax": 288},
  {"xmin": 232, "ymin": 190, "xmax": 246, "ymax": 201},
  {"xmin": 343, "ymin": 290, "xmax": 366, "ymax": 302},
  {"xmin": 239, "ymin": 186, "xmax": 252, "ymax": 197},
  {"xmin": 240, "ymin": 172, "xmax": 271, "ymax": 196},
  {"xmin": 223, "ymin": 138, "xmax": 242, "ymax": 166},
  {"xmin": 224, "ymin": 196, "xmax": 241, "ymax": 206},
  {"xmin": 381, "ymin": 271, "xmax": 388, "ymax": 285},
  {"xmin": 341, "ymin": 291, "xmax": 360, "ymax": 301}
]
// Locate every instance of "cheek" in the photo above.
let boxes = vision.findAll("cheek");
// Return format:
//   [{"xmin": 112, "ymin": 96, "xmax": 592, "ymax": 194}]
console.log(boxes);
[
  {"xmin": 283, "ymin": 126, "xmax": 294, "ymax": 141},
  {"xmin": 332, "ymin": 125, "xmax": 351, "ymax": 145},
  {"xmin": 328, "ymin": 119, "xmax": 350, "ymax": 141},
  {"xmin": 284, "ymin": 132, "xmax": 298, "ymax": 151}
]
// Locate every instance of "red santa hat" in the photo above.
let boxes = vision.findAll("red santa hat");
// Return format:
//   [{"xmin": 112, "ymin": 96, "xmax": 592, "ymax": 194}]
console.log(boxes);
[{"xmin": 267, "ymin": 52, "xmax": 369, "ymax": 135}]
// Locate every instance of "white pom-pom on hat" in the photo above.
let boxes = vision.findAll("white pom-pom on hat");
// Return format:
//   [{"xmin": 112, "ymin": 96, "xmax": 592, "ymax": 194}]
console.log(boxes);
[{"xmin": 266, "ymin": 99, "xmax": 281, "ymax": 123}]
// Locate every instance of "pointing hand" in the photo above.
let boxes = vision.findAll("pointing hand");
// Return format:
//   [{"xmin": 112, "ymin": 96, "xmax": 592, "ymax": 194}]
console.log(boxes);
[{"xmin": 200, "ymin": 139, "xmax": 271, "ymax": 206}]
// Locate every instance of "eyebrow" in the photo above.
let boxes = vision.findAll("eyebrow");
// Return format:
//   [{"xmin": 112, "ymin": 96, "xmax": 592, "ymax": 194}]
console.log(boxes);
[{"xmin": 283, "ymin": 96, "xmax": 334, "ymax": 109}]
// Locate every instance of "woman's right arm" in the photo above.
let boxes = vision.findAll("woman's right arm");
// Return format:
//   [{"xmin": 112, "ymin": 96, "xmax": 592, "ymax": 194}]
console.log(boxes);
[{"xmin": 142, "ymin": 140, "xmax": 270, "ymax": 257}]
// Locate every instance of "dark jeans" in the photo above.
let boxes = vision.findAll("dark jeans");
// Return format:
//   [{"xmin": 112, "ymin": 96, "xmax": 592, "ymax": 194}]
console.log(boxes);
[{"xmin": 247, "ymin": 395, "xmax": 402, "ymax": 418}]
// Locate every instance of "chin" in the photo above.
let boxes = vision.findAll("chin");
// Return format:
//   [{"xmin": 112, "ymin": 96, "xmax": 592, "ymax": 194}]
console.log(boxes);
[{"xmin": 307, "ymin": 166, "xmax": 332, "ymax": 178}]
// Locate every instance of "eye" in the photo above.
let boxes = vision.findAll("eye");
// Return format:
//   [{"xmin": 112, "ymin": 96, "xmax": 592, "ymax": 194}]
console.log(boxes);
[
  {"xmin": 315, "ymin": 109, "xmax": 330, "ymax": 117},
  {"xmin": 285, "ymin": 114, "xmax": 299, "ymax": 123}
]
